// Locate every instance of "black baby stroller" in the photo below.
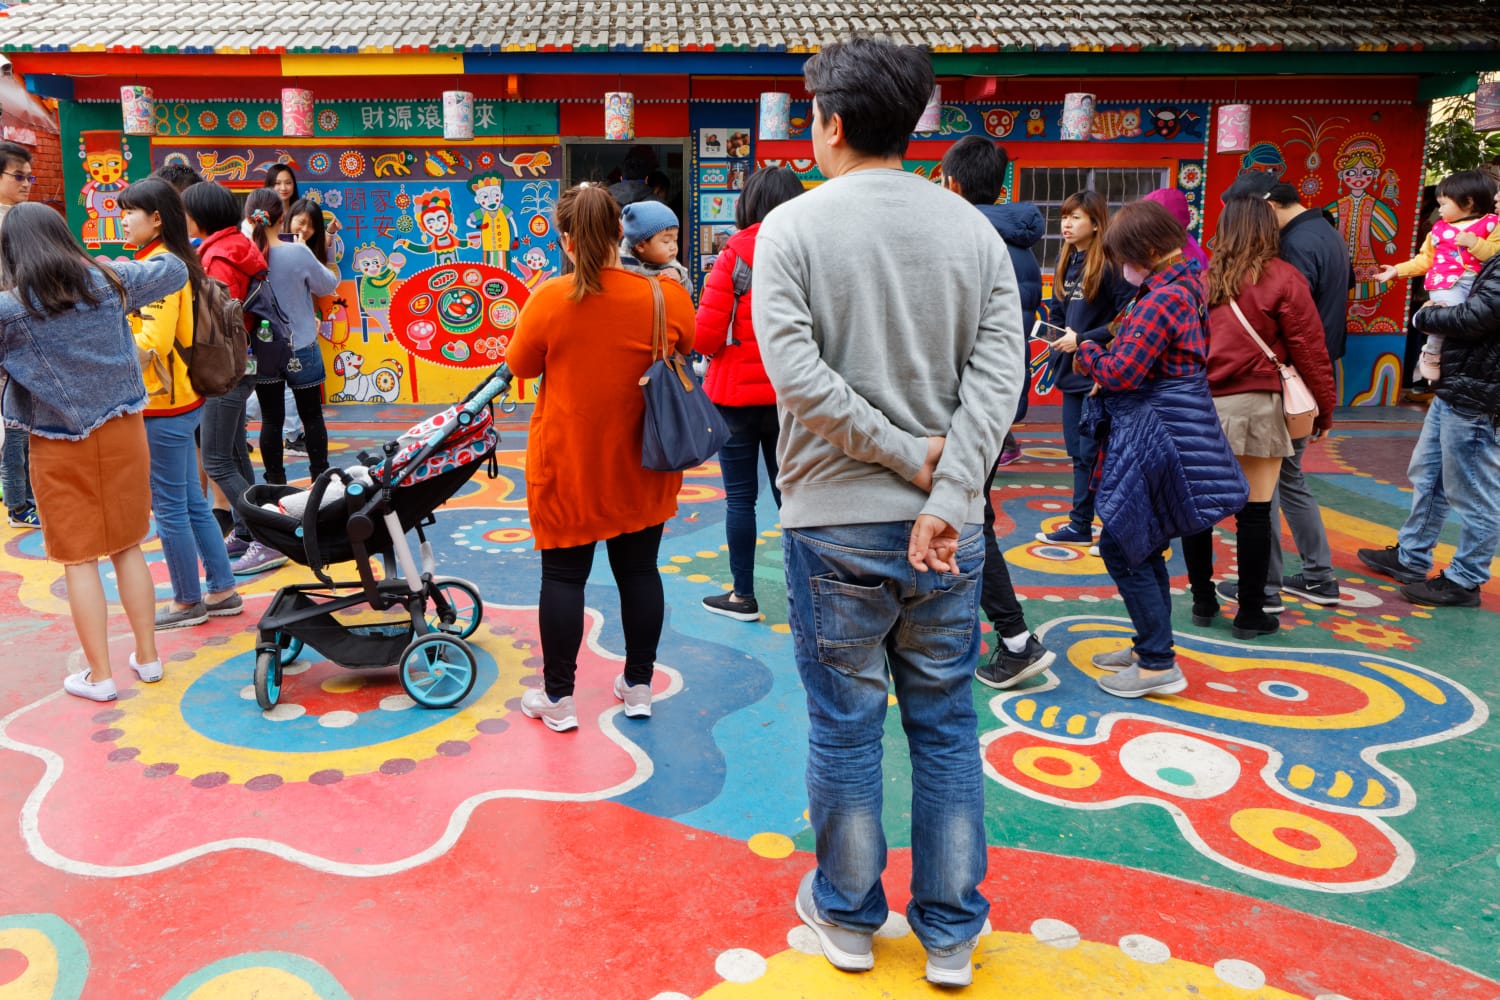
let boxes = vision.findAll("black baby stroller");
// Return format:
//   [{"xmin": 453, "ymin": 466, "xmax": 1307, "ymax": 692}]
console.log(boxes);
[{"xmin": 236, "ymin": 364, "xmax": 516, "ymax": 711}]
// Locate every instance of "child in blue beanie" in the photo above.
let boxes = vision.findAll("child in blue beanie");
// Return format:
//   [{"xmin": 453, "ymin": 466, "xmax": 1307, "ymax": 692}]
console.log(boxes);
[{"xmin": 620, "ymin": 201, "xmax": 689, "ymax": 286}]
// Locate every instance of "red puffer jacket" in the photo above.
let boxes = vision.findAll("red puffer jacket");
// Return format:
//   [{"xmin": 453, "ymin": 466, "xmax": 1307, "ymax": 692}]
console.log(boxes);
[
  {"xmin": 197, "ymin": 226, "xmax": 267, "ymax": 303},
  {"xmin": 1205, "ymin": 257, "xmax": 1337, "ymax": 433},
  {"xmin": 694, "ymin": 224, "xmax": 775, "ymax": 407}
]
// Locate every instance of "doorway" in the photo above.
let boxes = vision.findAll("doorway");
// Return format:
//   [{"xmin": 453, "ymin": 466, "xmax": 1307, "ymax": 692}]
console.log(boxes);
[{"xmin": 563, "ymin": 139, "xmax": 692, "ymax": 257}]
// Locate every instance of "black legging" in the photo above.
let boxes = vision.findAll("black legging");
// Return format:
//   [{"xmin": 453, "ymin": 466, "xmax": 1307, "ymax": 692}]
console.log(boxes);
[
  {"xmin": 538, "ymin": 523, "xmax": 665, "ymax": 700},
  {"xmin": 1183, "ymin": 500, "xmax": 1274, "ymax": 622},
  {"xmin": 255, "ymin": 380, "xmax": 328, "ymax": 484}
]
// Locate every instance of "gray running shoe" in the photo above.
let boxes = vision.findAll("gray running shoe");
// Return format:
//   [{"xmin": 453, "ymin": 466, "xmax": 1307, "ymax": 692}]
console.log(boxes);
[
  {"xmin": 1098, "ymin": 664, "xmax": 1188, "ymax": 699},
  {"xmin": 154, "ymin": 602, "xmax": 208, "ymax": 630},
  {"xmin": 795, "ymin": 870, "xmax": 874, "ymax": 972},
  {"xmin": 520, "ymin": 689, "xmax": 578, "ymax": 732},
  {"xmin": 612, "ymin": 674, "xmax": 652, "ymax": 718},
  {"xmin": 925, "ymin": 936, "xmax": 978, "ymax": 988},
  {"xmin": 1090, "ymin": 646, "xmax": 1137, "ymax": 671}
]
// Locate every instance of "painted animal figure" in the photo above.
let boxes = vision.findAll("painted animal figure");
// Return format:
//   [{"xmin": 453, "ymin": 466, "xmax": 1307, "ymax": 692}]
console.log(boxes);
[
  {"xmin": 197, "ymin": 150, "xmax": 253, "ymax": 182},
  {"xmin": 983, "ymin": 108, "xmax": 1019, "ymax": 138},
  {"xmin": 330, "ymin": 351, "xmax": 404, "ymax": 403},
  {"xmin": 424, "ymin": 150, "xmax": 473, "ymax": 177},
  {"xmin": 373, "ymin": 151, "xmax": 416, "ymax": 177},
  {"xmin": 497, "ymin": 150, "xmax": 553, "ymax": 178},
  {"xmin": 1090, "ymin": 109, "xmax": 1143, "ymax": 141}
]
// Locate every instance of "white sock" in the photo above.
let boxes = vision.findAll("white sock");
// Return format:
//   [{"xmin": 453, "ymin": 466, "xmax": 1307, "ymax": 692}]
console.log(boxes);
[{"xmin": 1002, "ymin": 632, "xmax": 1030, "ymax": 654}]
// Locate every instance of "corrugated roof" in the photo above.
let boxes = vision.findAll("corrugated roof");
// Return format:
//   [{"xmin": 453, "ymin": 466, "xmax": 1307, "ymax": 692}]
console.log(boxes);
[{"xmin": 2, "ymin": 0, "xmax": 1498, "ymax": 55}]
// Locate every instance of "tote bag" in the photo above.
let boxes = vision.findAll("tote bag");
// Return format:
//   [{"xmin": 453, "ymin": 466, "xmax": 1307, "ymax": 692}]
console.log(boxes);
[
  {"xmin": 1229, "ymin": 299, "xmax": 1319, "ymax": 440},
  {"xmin": 639, "ymin": 276, "xmax": 730, "ymax": 471}
]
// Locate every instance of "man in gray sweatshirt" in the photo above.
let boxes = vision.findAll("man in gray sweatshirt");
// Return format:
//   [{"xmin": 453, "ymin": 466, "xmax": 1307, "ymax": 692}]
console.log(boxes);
[{"xmin": 754, "ymin": 35, "xmax": 1024, "ymax": 989}]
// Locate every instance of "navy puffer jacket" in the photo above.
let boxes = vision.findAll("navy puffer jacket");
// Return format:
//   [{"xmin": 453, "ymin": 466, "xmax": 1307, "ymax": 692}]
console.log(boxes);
[{"xmin": 1085, "ymin": 372, "xmax": 1248, "ymax": 568}]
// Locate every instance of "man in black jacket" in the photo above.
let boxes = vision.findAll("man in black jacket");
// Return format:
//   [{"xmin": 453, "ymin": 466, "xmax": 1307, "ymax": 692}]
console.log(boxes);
[
  {"xmin": 1358, "ymin": 252, "xmax": 1500, "ymax": 607},
  {"xmin": 1220, "ymin": 173, "xmax": 1353, "ymax": 611}
]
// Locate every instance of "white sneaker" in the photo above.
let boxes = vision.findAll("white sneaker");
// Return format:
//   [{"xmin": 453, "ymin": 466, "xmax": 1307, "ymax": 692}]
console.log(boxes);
[
  {"xmin": 129, "ymin": 652, "xmax": 163, "ymax": 683},
  {"xmin": 613, "ymin": 674, "xmax": 652, "ymax": 718},
  {"xmin": 63, "ymin": 670, "xmax": 117, "ymax": 702},
  {"xmin": 520, "ymin": 688, "xmax": 578, "ymax": 732}
]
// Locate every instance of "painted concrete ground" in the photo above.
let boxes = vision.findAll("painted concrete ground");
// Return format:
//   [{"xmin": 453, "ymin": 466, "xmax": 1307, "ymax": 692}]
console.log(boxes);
[{"xmin": 1, "ymin": 404, "xmax": 1497, "ymax": 999}]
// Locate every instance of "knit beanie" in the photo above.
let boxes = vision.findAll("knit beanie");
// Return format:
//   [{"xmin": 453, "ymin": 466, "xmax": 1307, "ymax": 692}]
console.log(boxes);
[{"xmin": 621, "ymin": 200, "xmax": 679, "ymax": 247}]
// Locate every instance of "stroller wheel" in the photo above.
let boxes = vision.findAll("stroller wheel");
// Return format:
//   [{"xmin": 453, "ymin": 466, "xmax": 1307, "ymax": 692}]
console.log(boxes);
[
  {"xmin": 275, "ymin": 633, "xmax": 305, "ymax": 666},
  {"xmin": 254, "ymin": 650, "xmax": 283, "ymax": 710},
  {"xmin": 428, "ymin": 578, "xmax": 483, "ymax": 639},
  {"xmin": 400, "ymin": 634, "xmax": 478, "ymax": 708}
]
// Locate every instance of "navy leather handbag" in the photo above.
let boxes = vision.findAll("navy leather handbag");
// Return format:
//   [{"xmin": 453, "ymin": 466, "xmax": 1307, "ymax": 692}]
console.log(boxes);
[{"xmin": 639, "ymin": 276, "xmax": 730, "ymax": 471}]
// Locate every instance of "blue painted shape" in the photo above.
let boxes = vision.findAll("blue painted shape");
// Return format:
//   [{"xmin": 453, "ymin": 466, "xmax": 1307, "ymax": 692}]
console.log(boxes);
[
  {"xmin": 161, "ymin": 951, "xmax": 353, "ymax": 999},
  {"xmin": 0, "ymin": 913, "xmax": 89, "ymax": 999}
]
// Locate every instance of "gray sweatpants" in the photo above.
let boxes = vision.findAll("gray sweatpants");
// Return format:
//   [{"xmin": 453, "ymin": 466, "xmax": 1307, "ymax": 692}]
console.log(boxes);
[{"xmin": 1266, "ymin": 435, "xmax": 1334, "ymax": 596}]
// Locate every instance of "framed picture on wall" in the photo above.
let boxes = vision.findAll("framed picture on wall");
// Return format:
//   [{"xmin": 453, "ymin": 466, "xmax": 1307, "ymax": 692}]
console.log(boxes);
[
  {"xmin": 699, "ymin": 192, "xmax": 738, "ymax": 225},
  {"xmin": 698, "ymin": 163, "xmax": 730, "ymax": 189},
  {"xmin": 698, "ymin": 127, "xmax": 730, "ymax": 157},
  {"xmin": 727, "ymin": 160, "xmax": 749, "ymax": 191}
]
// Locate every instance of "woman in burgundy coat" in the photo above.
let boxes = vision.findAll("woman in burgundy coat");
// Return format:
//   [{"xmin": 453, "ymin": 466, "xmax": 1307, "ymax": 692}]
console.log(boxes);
[{"xmin": 693, "ymin": 167, "xmax": 804, "ymax": 622}]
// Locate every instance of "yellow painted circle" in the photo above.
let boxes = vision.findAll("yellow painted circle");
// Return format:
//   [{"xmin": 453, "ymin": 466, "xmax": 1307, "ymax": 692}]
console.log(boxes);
[
  {"xmin": 1013, "ymin": 746, "xmax": 1101, "ymax": 790},
  {"xmin": 670, "ymin": 555, "xmax": 693, "ymax": 564},
  {"xmin": 659, "ymin": 565, "xmax": 681, "ymax": 574},
  {"xmin": 1229, "ymin": 807, "xmax": 1358, "ymax": 870},
  {"xmin": 320, "ymin": 675, "xmax": 369, "ymax": 694},
  {"xmin": 183, "ymin": 968, "xmax": 324, "ymax": 999},
  {"xmin": 686, "ymin": 574, "xmax": 711, "ymax": 583},
  {"xmin": 771, "ymin": 623, "xmax": 792, "ymax": 634},
  {"xmin": 696, "ymin": 550, "xmax": 720, "ymax": 559},
  {"xmin": 747, "ymin": 832, "xmax": 796, "ymax": 859}
]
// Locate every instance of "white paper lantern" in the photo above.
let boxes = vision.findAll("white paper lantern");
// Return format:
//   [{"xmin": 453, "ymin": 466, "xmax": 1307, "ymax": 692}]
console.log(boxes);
[
  {"xmin": 120, "ymin": 86, "xmax": 155, "ymax": 136},
  {"xmin": 443, "ymin": 90, "xmax": 475, "ymax": 141},
  {"xmin": 1216, "ymin": 104, "xmax": 1252, "ymax": 155},
  {"xmin": 604, "ymin": 92, "xmax": 635, "ymax": 141},
  {"xmin": 1060, "ymin": 93, "xmax": 1096, "ymax": 141},
  {"xmin": 915, "ymin": 86, "xmax": 942, "ymax": 134},
  {"xmin": 281, "ymin": 88, "xmax": 314, "ymax": 138},
  {"xmin": 759, "ymin": 92, "xmax": 791, "ymax": 140}
]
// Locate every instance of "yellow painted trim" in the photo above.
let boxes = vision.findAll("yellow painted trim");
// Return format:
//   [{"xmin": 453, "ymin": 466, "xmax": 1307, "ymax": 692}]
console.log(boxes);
[
  {"xmin": 1328, "ymin": 770, "xmax": 1355, "ymax": 799},
  {"xmin": 1359, "ymin": 778, "xmax": 1388, "ymax": 807},
  {"xmin": 1362, "ymin": 660, "xmax": 1447, "ymax": 705},
  {"xmin": 281, "ymin": 53, "xmax": 464, "ymax": 76}
]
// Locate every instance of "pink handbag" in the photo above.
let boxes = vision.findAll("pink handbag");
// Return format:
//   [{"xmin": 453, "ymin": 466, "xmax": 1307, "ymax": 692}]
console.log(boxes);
[{"xmin": 1229, "ymin": 300, "xmax": 1319, "ymax": 440}]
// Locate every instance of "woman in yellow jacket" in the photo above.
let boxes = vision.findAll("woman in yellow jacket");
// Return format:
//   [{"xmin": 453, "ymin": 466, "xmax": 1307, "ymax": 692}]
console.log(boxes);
[{"xmin": 121, "ymin": 178, "xmax": 241, "ymax": 629}]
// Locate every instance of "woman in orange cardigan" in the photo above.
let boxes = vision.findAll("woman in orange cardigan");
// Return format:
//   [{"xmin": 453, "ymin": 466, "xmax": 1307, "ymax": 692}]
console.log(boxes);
[{"xmin": 507, "ymin": 183, "xmax": 696, "ymax": 733}]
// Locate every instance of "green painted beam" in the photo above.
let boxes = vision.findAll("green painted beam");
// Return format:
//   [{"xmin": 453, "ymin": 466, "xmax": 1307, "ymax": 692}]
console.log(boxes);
[{"xmin": 1418, "ymin": 73, "xmax": 1479, "ymax": 102}]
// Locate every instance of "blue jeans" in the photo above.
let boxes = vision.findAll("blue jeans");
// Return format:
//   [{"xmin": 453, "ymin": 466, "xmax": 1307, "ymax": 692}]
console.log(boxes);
[
  {"xmin": 200, "ymin": 374, "xmax": 257, "ymax": 537},
  {"xmin": 1061, "ymin": 390, "xmax": 1098, "ymax": 531},
  {"xmin": 1396, "ymin": 397, "xmax": 1500, "ymax": 589},
  {"xmin": 716, "ymin": 404, "xmax": 781, "ymax": 597},
  {"xmin": 145, "ymin": 409, "xmax": 235, "ymax": 605},
  {"xmin": 1, "ymin": 427, "xmax": 32, "ymax": 515},
  {"xmin": 784, "ymin": 522, "xmax": 990, "ymax": 952},
  {"xmin": 1097, "ymin": 529, "xmax": 1176, "ymax": 669}
]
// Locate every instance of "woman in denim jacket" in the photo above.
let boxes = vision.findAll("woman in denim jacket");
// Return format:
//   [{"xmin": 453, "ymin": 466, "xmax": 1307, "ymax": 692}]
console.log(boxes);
[{"xmin": 0, "ymin": 204, "xmax": 189, "ymax": 701}]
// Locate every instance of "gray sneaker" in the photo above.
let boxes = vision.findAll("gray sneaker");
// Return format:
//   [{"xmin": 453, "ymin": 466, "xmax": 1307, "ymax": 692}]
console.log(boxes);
[
  {"xmin": 795, "ymin": 870, "xmax": 874, "ymax": 972},
  {"xmin": 612, "ymin": 674, "xmax": 652, "ymax": 718},
  {"xmin": 519, "ymin": 688, "xmax": 578, "ymax": 732},
  {"xmin": 154, "ymin": 602, "xmax": 208, "ymax": 630},
  {"xmin": 1099, "ymin": 664, "xmax": 1188, "ymax": 699},
  {"xmin": 925, "ymin": 936, "xmax": 978, "ymax": 988},
  {"xmin": 1090, "ymin": 646, "xmax": 1137, "ymax": 671}
]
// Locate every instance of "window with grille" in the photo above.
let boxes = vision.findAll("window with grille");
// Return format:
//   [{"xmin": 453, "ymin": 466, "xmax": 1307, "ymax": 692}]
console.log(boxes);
[{"xmin": 1016, "ymin": 166, "xmax": 1172, "ymax": 275}]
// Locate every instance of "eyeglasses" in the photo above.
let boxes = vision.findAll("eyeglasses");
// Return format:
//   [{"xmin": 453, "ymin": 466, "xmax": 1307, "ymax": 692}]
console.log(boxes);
[{"xmin": 3, "ymin": 172, "xmax": 36, "ymax": 184}]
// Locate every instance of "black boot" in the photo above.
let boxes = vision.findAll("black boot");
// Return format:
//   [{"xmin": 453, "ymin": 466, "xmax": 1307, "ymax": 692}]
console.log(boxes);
[
  {"xmin": 1232, "ymin": 501, "xmax": 1279, "ymax": 639},
  {"xmin": 1180, "ymin": 529, "xmax": 1220, "ymax": 626}
]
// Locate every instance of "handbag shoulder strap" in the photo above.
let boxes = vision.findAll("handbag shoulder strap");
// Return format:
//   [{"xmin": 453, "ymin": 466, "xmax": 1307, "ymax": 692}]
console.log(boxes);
[
  {"xmin": 1227, "ymin": 298, "xmax": 1283, "ymax": 367},
  {"xmin": 647, "ymin": 274, "xmax": 667, "ymax": 361}
]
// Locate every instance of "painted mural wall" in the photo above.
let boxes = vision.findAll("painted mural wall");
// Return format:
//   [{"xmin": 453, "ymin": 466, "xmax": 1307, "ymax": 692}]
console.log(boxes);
[{"xmin": 59, "ymin": 99, "xmax": 564, "ymax": 404}]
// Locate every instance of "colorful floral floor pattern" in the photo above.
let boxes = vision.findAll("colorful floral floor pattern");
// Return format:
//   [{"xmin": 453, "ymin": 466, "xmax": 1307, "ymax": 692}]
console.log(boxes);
[{"xmin": 1, "ymin": 405, "xmax": 1497, "ymax": 999}]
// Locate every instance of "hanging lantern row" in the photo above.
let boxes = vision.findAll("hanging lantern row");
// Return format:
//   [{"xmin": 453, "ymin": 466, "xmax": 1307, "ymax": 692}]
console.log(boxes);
[{"xmin": 604, "ymin": 91, "xmax": 635, "ymax": 141}]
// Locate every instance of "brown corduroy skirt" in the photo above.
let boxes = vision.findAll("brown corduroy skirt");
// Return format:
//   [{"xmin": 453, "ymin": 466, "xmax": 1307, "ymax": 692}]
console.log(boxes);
[{"xmin": 29, "ymin": 411, "xmax": 152, "ymax": 565}]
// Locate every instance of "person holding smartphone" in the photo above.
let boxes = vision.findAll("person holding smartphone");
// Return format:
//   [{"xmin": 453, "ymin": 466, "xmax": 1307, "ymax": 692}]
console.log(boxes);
[{"xmin": 1038, "ymin": 191, "xmax": 1136, "ymax": 548}]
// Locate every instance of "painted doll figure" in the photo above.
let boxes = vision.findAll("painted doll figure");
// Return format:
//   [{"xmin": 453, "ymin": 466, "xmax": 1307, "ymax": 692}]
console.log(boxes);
[
  {"xmin": 352, "ymin": 243, "xmax": 406, "ymax": 341},
  {"xmin": 394, "ymin": 189, "xmax": 462, "ymax": 264},
  {"xmin": 466, "ymin": 172, "xmax": 518, "ymax": 269},
  {"xmin": 514, "ymin": 246, "xmax": 555, "ymax": 290},
  {"xmin": 78, "ymin": 130, "xmax": 132, "ymax": 251},
  {"xmin": 1325, "ymin": 135, "xmax": 1400, "ymax": 320}
]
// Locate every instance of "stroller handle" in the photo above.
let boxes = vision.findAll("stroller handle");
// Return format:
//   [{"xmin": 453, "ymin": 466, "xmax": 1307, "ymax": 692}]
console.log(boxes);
[{"xmin": 462, "ymin": 362, "xmax": 517, "ymax": 418}]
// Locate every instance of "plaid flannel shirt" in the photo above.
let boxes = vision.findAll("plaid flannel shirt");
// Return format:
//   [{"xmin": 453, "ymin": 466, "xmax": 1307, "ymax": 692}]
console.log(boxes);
[{"xmin": 1075, "ymin": 259, "xmax": 1207, "ymax": 390}]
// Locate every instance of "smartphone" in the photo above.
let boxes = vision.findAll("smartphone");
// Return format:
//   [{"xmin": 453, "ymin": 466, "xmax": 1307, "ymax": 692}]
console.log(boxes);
[
  {"xmin": 277, "ymin": 232, "xmax": 299, "ymax": 243},
  {"xmin": 1031, "ymin": 318, "xmax": 1069, "ymax": 343}
]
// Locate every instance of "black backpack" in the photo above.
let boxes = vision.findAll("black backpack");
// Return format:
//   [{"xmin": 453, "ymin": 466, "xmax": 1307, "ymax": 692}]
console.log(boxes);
[
  {"xmin": 242, "ymin": 270, "xmax": 295, "ymax": 378},
  {"xmin": 175, "ymin": 276, "xmax": 247, "ymax": 397}
]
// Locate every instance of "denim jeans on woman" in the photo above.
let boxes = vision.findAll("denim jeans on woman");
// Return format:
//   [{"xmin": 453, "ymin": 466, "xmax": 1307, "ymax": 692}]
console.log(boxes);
[
  {"xmin": 1, "ymin": 427, "xmax": 32, "ymax": 515},
  {"xmin": 716, "ymin": 404, "xmax": 781, "ymax": 597},
  {"xmin": 1396, "ymin": 397, "xmax": 1500, "ymax": 589},
  {"xmin": 1097, "ymin": 529, "xmax": 1175, "ymax": 669},
  {"xmin": 200, "ymin": 373, "xmax": 256, "ymax": 537},
  {"xmin": 1061, "ymin": 390, "xmax": 1099, "ymax": 532},
  {"xmin": 783, "ymin": 522, "xmax": 990, "ymax": 952},
  {"xmin": 145, "ymin": 409, "xmax": 236, "ymax": 605}
]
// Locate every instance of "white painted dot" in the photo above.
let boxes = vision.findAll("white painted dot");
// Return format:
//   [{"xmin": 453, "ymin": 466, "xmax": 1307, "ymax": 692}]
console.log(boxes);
[
  {"xmin": 1079, "ymin": 594, "xmax": 1099, "ymax": 603},
  {"xmin": 1119, "ymin": 733, "xmax": 1241, "ymax": 800},
  {"xmin": 1257, "ymin": 680, "xmax": 1310, "ymax": 702},
  {"xmin": 1043, "ymin": 594, "xmax": 1064, "ymax": 602},
  {"xmin": 875, "ymin": 912, "xmax": 911, "ymax": 938},
  {"xmin": 648, "ymin": 994, "xmax": 692, "ymax": 1000},
  {"xmin": 499, "ymin": 516, "xmax": 512, "ymax": 523},
  {"xmin": 1205, "ymin": 682, "xmax": 1238, "ymax": 693},
  {"xmin": 1169, "ymin": 586, "xmax": 1185, "ymax": 596},
  {"xmin": 239, "ymin": 685, "xmax": 257, "ymax": 701},
  {"xmin": 319, "ymin": 710, "xmax": 359, "ymax": 728},
  {"xmin": 1215, "ymin": 958, "xmax": 1266, "ymax": 989},
  {"xmin": 1017, "ymin": 594, "xmax": 1029, "ymax": 601},
  {"xmin": 786, "ymin": 925, "xmax": 822, "ymax": 954},
  {"xmin": 281, "ymin": 661, "xmax": 311, "ymax": 676},
  {"xmin": 263, "ymin": 703, "xmax": 306, "ymax": 722},
  {"xmin": 1119, "ymin": 934, "xmax": 1171, "ymax": 964},
  {"xmin": 379, "ymin": 694, "xmax": 416, "ymax": 711},
  {"xmin": 1313, "ymin": 995, "xmax": 1354, "ymax": 1000},
  {"xmin": 714, "ymin": 948, "xmax": 767, "ymax": 982},
  {"xmin": 1041, "ymin": 502, "xmax": 1064, "ymax": 510},
  {"xmin": 1031, "ymin": 918, "xmax": 1080, "ymax": 949}
]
